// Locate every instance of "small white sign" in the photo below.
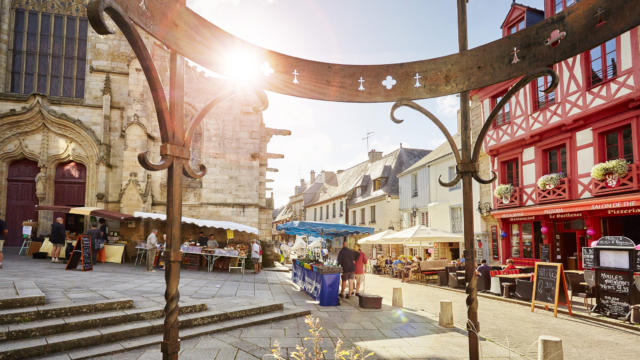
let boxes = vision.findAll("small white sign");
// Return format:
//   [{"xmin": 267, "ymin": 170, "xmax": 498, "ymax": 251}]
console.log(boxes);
[{"xmin": 22, "ymin": 226, "xmax": 32, "ymax": 236}]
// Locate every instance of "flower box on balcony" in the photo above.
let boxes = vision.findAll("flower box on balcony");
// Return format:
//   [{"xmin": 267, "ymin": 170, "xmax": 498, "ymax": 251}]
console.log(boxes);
[
  {"xmin": 592, "ymin": 161, "xmax": 638, "ymax": 196},
  {"xmin": 494, "ymin": 184, "xmax": 520, "ymax": 208},
  {"xmin": 536, "ymin": 177, "xmax": 569, "ymax": 204}
]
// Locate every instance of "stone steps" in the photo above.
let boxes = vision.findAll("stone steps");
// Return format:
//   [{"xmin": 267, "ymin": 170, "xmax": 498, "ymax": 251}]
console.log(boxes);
[
  {"xmin": 38, "ymin": 306, "xmax": 310, "ymax": 360},
  {"xmin": 0, "ymin": 281, "xmax": 45, "ymax": 310},
  {"xmin": 0, "ymin": 301, "xmax": 304, "ymax": 360},
  {"xmin": 0, "ymin": 302, "xmax": 207, "ymax": 341},
  {"xmin": 0, "ymin": 298, "xmax": 134, "ymax": 324}
]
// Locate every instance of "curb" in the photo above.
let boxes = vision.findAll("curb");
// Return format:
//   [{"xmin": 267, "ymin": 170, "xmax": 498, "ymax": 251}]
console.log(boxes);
[{"xmin": 420, "ymin": 282, "xmax": 640, "ymax": 333}]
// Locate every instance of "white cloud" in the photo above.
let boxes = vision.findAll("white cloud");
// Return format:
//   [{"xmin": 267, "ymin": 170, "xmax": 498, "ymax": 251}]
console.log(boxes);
[{"xmin": 436, "ymin": 95, "xmax": 459, "ymax": 118}]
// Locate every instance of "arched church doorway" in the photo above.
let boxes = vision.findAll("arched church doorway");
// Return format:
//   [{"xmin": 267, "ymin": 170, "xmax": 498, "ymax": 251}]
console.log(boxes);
[
  {"xmin": 54, "ymin": 161, "xmax": 86, "ymax": 234},
  {"xmin": 5, "ymin": 159, "xmax": 39, "ymax": 246}
]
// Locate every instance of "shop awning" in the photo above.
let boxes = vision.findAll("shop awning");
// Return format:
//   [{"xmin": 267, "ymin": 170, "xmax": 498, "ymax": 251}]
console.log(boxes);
[
  {"xmin": 133, "ymin": 211, "xmax": 259, "ymax": 235},
  {"xmin": 358, "ymin": 229, "xmax": 397, "ymax": 244},
  {"xmin": 35, "ymin": 205, "xmax": 137, "ymax": 221},
  {"xmin": 381, "ymin": 225, "xmax": 463, "ymax": 245},
  {"xmin": 276, "ymin": 221, "xmax": 374, "ymax": 239},
  {"xmin": 491, "ymin": 193, "xmax": 640, "ymax": 219}
]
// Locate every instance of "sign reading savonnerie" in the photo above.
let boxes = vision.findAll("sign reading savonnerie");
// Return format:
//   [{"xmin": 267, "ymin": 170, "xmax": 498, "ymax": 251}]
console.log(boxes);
[{"xmin": 530, "ymin": 262, "xmax": 572, "ymax": 317}]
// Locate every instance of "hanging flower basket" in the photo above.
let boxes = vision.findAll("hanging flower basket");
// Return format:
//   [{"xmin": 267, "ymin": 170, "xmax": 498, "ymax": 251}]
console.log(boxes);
[
  {"xmin": 537, "ymin": 173, "xmax": 563, "ymax": 190},
  {"xmin": 494, "ymin": 184, "xmax": 513, "ymax": 203},
  {"xmin": 591, "ymin": 159, "xmax": 628, "ymax": 188}
]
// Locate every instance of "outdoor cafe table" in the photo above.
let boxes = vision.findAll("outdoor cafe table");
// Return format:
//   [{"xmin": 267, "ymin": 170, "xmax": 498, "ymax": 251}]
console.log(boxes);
[
  {"xmin": 292, "ymin": 262, "xmax": 340, "ymax": 306},
  {"xmin": 497, "ymin": 273, "xmax": 533, "ymax": 280}
]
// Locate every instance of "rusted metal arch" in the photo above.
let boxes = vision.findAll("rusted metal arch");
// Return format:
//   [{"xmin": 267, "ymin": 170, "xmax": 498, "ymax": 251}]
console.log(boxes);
[{"xmin": 87, "ymin": 0, "xmax": 640, "ymax": 102}]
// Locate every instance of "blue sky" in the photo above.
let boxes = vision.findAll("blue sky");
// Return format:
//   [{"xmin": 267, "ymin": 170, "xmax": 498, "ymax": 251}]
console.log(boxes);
[{"xmin": 187, "ymin": 0, "xmax": 543, "ymax": 207}]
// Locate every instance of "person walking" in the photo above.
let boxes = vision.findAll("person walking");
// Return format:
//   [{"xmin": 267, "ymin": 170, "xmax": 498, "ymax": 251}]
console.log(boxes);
[
  {"xmin": 251, "ymin": 239, "xmax": 261, "ymax": 274},
  {"xmin": 354, "ymin": 244, "xmax": 367, "ymax": 296},
  {"xmin": 146, "ymin": 229, "xmax": 159, "ymax": 272},
  {"xmin": 87, "ymin": 223, "xmax": 101, "ymax": 265},
  {"xmin": 50, "ymin": 217, "xmax": 66, "ymax": 263},
  {"xmin": 337, "ymin": 241, "xmax": 359, "ymax": 299},
  {"xmin": 0, "ymin": 216, "xmax": 7, "ymax": 269}
]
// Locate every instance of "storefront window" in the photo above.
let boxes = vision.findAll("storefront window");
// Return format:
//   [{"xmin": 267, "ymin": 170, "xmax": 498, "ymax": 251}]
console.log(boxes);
[
  {"xmin": 511, "ymin": 223, "xmax": 520, "ymax": 258},
  {"xmin": 522, "ymin": 223, "xmax": 533, "ymax": 258}
]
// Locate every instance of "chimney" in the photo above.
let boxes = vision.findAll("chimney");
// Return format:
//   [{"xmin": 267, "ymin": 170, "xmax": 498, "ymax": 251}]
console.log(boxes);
[
  {"xmin": 368, "ymin": 149, "xmax": 383, "ymax": 162},
  {"xmin": 310, "ymin": 170, "xmax": 316, "ymax": 183},
  {"xmin": 300, "ymin": 178, "xmax": 306, "ymax": 187}
]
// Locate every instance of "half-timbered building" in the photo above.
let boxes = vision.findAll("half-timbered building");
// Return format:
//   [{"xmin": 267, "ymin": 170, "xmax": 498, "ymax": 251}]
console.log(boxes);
[{"xmin": 472, "ymin": 1, "xmax": 640, "ymax": 269}]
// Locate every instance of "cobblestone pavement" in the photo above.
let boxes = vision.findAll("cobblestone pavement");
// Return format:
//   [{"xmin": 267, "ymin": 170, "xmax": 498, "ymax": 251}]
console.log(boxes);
[{"xmin": 2, "ymin": 255, "xmax": 635, "ymax": 359}]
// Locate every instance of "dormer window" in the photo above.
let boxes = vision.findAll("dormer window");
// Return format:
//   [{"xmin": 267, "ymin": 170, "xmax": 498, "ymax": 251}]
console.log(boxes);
[
  {"xmin": 355, "ymin": 187, "xmax": 362, "ymax": 197},
  {"xmin": 508, "ymin": 19, "xmax": 525, "ymax": 35},
  {"xmin": 373, "ymin": 178, "xmax": 385, "ymax": 191}
]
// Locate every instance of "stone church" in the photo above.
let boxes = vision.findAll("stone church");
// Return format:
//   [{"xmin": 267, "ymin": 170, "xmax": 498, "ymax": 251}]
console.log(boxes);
[{"xmin": 0, "ymin": 0, "xmax": 287, "ymax": 246}]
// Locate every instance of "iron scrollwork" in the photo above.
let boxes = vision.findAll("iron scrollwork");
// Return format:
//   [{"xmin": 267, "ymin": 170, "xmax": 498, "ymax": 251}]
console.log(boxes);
[{"xmin": 391, "ymin": 67, "xmax": 558, "ymax": 187}]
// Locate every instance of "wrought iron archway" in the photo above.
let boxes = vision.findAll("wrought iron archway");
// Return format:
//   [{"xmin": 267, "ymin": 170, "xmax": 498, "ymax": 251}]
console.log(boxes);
[{"xmin": 85, "ymin": 0, "xmax": 640, "ymax": 359}]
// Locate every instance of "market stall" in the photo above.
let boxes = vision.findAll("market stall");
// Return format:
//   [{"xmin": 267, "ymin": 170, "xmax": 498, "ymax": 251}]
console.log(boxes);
[
  {"xmin": 277, "ymin": 221, "xmax": 374, "ymax": 306},
  {"xmin": 133, "ymin": 212, "xmax": 258, "ymax": 272},
  {"xmin": 34, "ymin": 205, "xmax": 135, "ymax": 263}
]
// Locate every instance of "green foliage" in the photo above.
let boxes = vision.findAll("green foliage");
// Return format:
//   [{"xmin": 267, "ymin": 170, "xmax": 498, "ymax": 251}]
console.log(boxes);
[
  {"xmin": 271, "ymin": 315, "xmax": 374, "ymax": 360},
  {"xmin": 493, "ymin": 184, "xmax": 513, "ymax": 198},
  {"xmin": 537, "ymin": 173, "xmax": 563, "ymax": 190},
  {"xmin": 591, "ymin": 159, "xmax": 629, "ymax": 180}
]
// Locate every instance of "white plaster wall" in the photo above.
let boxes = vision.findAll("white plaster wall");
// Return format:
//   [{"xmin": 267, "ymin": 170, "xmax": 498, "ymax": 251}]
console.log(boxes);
[
  {"xmin": 576, "ymin": 127, "xmax": 593, "ymax": 147},
  {"xmin": 523, "ymin": 163, "xmax": 536, "ymax": 185},
  {"xmin": 522, "ymin": 147, "xmax": 535, "ymax": 162},
  {"xmin": 621, "ymin": 31, "xmax": 632, "ymax": 71},
  {"xmin": 577, "ymin": 147, "xmax": 595, "ymax": 175}
]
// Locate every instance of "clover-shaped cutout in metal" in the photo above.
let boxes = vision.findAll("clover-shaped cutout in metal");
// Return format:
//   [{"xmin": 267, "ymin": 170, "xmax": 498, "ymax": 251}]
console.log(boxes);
[{"xmin": 382, "ymin": 75, "xmax": 397, "ymax": 90}]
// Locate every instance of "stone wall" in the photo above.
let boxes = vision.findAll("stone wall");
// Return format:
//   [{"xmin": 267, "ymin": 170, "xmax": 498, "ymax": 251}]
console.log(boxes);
[{"xmin": 0, "ymin": 1, "xmax": 283, "ymax": 242}]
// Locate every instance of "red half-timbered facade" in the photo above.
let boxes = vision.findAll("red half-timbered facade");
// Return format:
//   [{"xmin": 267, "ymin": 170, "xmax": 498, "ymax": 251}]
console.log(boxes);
[{"xmin": 472, "ymin": 1, "xmax": 640, "ymax": 269}]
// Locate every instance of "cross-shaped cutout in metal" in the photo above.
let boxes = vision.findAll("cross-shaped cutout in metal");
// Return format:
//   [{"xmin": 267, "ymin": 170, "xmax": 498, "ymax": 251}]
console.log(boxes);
[
  {"xmin": 292, "ymin": 69, "xmax": 299, "ymax": 84},
  {"xmin": 358, "ymin": 77, "xmax": 365, "ymax": 91},
  {"xmin": 382, "ymin": 75, "xmax": 396, "ymax": 90},
  {"xmin": 414, "ymin": 73, "xmax": 422, "ymax": 88},
  {"xmin": 511, "ymin": 47, "xmax": 520, "ymax": 64}
]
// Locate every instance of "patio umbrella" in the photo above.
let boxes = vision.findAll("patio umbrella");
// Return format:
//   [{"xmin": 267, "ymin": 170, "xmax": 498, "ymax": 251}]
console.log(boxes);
[
  {"xmin": 358, "ymin": 229, "xmax": 397, "ymax": 244},
  {"xmin": 381, "ymin": 225, "xmax": 463, "ymax": 245}
]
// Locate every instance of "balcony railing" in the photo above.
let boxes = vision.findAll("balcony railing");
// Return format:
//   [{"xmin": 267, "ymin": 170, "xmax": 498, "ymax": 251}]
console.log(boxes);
[
  {"xmin": 592, "ymin": 163, "xmax": 639, "ymax": 196},
  {"xmin": 536, "ymin": 177, "xmax": 569, "ymax": 204},
  {"xmin": 495, "ymin": 186, "xmax": 521, "ymax": 209}
]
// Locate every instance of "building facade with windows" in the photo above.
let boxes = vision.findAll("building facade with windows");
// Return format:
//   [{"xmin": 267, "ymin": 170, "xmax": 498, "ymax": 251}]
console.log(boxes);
[
  {"xmin": 472, "ymin": 0, "xmax": 640, "ymax": 269},
  {"xmin": 0, "ymin": 0, "xmax": 287, "ymax": 245}
]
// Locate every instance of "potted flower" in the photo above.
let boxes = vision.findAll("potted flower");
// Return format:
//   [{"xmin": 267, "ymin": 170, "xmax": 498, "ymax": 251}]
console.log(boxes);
[
  {"xmin": 591, "ymin": 159, "xmax": 629, "ymax": 188},
  {"xmin": 494, "ymin": 184, "xmax": 514, "ymax": 204},
  {"xmin": 537, "ymin": 173, "xmax": 563, "ymax": 190}
]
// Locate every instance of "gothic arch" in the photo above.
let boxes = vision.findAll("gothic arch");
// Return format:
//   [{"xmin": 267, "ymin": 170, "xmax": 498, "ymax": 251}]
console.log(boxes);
[{"xmin": 0, "ymin": 95, "xmax": 101, "ymax": 218}]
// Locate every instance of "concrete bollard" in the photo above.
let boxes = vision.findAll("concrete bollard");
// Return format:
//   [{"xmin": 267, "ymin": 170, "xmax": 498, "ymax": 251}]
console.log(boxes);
[
  {"xmin": 392, "ymin": 287, "xmax": 403, "ymax": 307},
  {"xmin": 438, "ymin": 300, "xmax": 454, "ymax": 328},
  {"xmin": 538, "ymin": 335, "xmax": 563, "ymax": 360},
  {"xmin": 631, "ymin": 305, "xmax": 640, "ymax": 324}
]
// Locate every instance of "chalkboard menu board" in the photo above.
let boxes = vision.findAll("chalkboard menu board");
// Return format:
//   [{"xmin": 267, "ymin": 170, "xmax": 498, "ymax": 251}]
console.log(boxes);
[
  {"xmin": 530, "ymin": 262, "xmax": 571, "ymax": 317},
  {"xmin": 540, "ymin": 245, "xmax": 550, "ymax": 262},
  {"xmin": 80, "ymin": 236, "xmax": 92, "ymax": 271},
  {"xmin": 65, "ymin": 236, "xmax": 92, "ymax": 271},
  {"xmin": 596, "ymin": 270, "xmax": 632, "ymax": 317},
  {"xmin": 533, "ymin": 264, "xmax": 559, "ymax": 304},
  {"xmin": 596, "ymin": 236, "xmax": 635, "ymax": 248},
  {"xmin": 582, "ymin": 247, "xmax": 595, "ymax": 269}
]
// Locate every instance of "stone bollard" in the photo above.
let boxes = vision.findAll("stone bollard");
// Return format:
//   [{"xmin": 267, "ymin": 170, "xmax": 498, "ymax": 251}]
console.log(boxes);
[
  {"xmin": 631, "ymin": 305, "xmax": 640, "ymax": 324},
  {"xmin": 438, "ymin": 300, "xmax": 454, "ymax": 328},
  {"xmin": 392, "ymin": 287, "xmax": 403, "ymax": 307},
  {"xmin": 538, "ymin": 335, "xmax": 563, "ymax": 360}
]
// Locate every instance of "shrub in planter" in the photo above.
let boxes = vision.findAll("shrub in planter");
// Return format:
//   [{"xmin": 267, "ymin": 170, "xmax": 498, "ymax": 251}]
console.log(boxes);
[
  {"xmin": 591, "ymin": 159, "xmax": 629, "ymax": 188},
  {"xmin": 537, "ymin": 173, "xmax": 563, "ymax": 190},
  {"xmin": 494, "ymin": 184, "xmax": 514, "ymax": 203}
]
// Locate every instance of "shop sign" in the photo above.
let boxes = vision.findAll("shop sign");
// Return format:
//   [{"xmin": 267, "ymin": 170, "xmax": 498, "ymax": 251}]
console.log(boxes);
[
  {"xmin": 605, "ymin": 206, "xmax": 640, "ymax": 216},
  {"xmin": 590, "ymin": 200, "xmax": 638, "ymax": 210},
  {"xmin": 548, "ymin": 212, "xmax": 582, "ymax": 219},
  {"xmin": 508, "ymin": 215, "xmax": 536, "ymax": 222}
]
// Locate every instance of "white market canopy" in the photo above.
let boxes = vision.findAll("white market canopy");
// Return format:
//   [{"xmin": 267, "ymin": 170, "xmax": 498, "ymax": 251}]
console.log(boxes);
[
  {"xmin": 381, "ymin": 225, "xmax": 463, "ymax": 245},
  {"xmin": 133, "ymin": 211, "xmax": 258, "ymax": 235},
  {"xmin": 358, "ymin": 229, "xmax": 398, "ymax": 245}
]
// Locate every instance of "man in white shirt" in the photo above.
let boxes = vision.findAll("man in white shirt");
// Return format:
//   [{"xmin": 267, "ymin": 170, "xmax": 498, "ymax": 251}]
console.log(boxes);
[
  {"xmin": 146, "ymin": 229, "xmax": 158, "ymax": 272},
  {"xmin": 251, "ymin": 240, "xmax": 261, "ymax": 274}
]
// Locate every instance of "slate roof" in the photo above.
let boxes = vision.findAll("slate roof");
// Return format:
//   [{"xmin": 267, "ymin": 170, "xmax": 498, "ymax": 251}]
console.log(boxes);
[
  {"xmin": 307, "ymin": 148, "xmax": 431, "ymax": 207},
  {"xmin": 398, "ymin": 135, "xmax": 461, "ymax": 177}
]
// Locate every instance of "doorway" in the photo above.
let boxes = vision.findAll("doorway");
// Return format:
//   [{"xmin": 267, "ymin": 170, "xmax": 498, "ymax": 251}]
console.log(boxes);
[
  {"xmin": 559, "ymin": 232, "xmax": 577, "ymax": 270},
  {"xmin": 54, "ymin": 161, "xmax": 86, "ymax": 234},
  {"xmin": 5, "ymin": 159, "xmax": 39, "ymax": 246}
]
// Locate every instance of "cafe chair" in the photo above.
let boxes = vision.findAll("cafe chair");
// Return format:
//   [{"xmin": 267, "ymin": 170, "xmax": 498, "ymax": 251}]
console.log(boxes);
[{"xmin": 566, "ymin": 272, "xmax": 594, "ymax": 310}]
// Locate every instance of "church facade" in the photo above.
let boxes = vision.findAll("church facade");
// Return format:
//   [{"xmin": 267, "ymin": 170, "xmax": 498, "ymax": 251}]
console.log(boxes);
[{"xmin": 0, "ymin": 0, "xmax": 287, "ymax": 246}]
